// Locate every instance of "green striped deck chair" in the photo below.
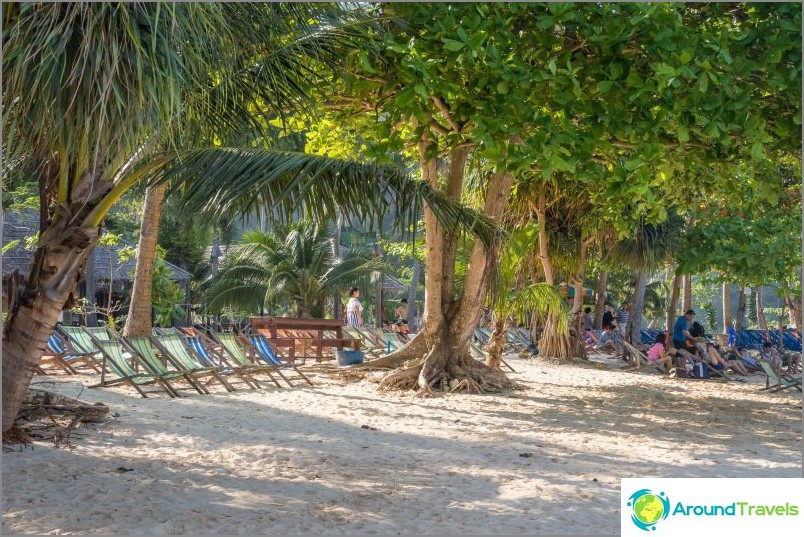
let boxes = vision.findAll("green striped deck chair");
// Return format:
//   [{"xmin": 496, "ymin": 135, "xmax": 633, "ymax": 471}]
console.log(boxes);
[
  {"xmin": 84, "ymin": 326, "xmax": 117, "ymax": 340},
  {"xmin": 60, "ymin": 325, "xmax": 101, "ymax": 355},
  {"xmin": 89, "ymin": 339, "xmax": 177, "ymax": 398},
  {"xmin": 187, "ymin": 336, "xmax": 281, "ymax": 389},
  {"xmin": 759, "ymin": 361, "xmax": 802, "ymax": 392},
  {"xmin": 152, "ymin": 334, "xmax": 253, "ymax": 392},
  {"xmin": 124, "ymin": 337, "xmax": 208, "ymax": 395},
  {"xmin": 215, "ymin": 332, "xmax": 293, "ymax": 387},
  {"xmin": 344, "ymin": 327, "xmax": 386, "ymax": 358}
]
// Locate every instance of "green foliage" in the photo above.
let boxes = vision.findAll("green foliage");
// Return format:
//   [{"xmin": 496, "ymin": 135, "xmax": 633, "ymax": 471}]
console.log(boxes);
[
  {"xmin": 204, "ymin": 220, "xmax": 384, "ymax": 317},
  {"xmin": 158, "ymin": 195, "xmax": 213, "ymax": 278},
  {"xmin": 149, "ymin": 246, "xmax": 187, "ymax": 327}
]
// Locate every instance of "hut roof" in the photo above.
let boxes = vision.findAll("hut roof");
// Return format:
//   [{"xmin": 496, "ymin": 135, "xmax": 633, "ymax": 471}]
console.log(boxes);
[{"xmin": 2, "ymin": 210, "xmax": 192, "ymax": 282}]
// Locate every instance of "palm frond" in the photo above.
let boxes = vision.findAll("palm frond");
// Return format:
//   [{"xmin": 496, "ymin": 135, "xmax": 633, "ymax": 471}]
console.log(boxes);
[
  {"xmin": 154, "ymin": 148, "xmax": 497, "ymax": 246},
  {"xmin": 509, "ymin": 284, "xmax": 569, "ymax": 333}
]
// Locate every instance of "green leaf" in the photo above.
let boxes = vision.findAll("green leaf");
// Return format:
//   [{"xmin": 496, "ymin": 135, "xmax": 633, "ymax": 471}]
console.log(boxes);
[
  {"xmin": 597, "ymin": 80, "xmax": 614, "ymax": 93},
  {"xmin": 751, "ymin": 142, "xmax": 764, "ymax": 162},
  {"xmin": 677, "ymin": 125, "xmax": 689, "ymax": 143},
  {"xmin": 441, "ymin": 38, "xmax": 465, "ymax": 52},
  {"xmin": 496, "ymin": 81, "xmax": 509, "ymax": 94}
]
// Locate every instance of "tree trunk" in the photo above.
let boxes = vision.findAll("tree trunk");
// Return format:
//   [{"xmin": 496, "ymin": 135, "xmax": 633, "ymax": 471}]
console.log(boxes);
[
  {"xmin": 123, "ymin": 184, "xmax": 166, "ymax": 337},
  {"xmin": 682, "ymin": 274, "xmax": 692, "ymax": 312},
  {"xmin": 538, "ymin": 237, "xmax": 585, "ymax": 360},
  {"xmin": 722, "ymin": 281, "xmax": 732, "ymax": 333},
  {"xmin": 667, "ymin": 272, "xmax": 682, "ymax": 332},
  {"xmin": 378, "ymin": 152, "xmax": 515, "ymax": 393},
  {"xmin": 735, "ymin": 286, "xmax": 747, "ymax": 331},
  {"xmin": 629, "ymin": 271, "xmax": 648, "ymax": 345},
  {"xmin": 535, "ymin": 193, "xmax": 553, "ymax": 285},
  {"xmin": 3, "ymin": 217, "xmax": 100, "ymax": 432},
  {"xmin": 593, "ymin": 271, "xmax": 608, "ymax": 329},
  {"xmin": 484, "ymin": 314, "xmax": 507, "ymax": 369},
  {"xmin": 407, "ymin": 259, "xmax": 421, "ymax": 329},
  {"xmin": 756, "ymin": 285, "xmax": 767, "ymax": 330}
]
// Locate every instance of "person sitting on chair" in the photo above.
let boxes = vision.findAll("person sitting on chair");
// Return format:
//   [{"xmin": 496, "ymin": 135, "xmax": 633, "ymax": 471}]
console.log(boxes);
[
  {"xmin": 760, "ymin": 342, "xmax": 784, "ymax": 375},
  {"xmin": 646, "ymin": 333, "xmax": 674, "ymax": 372},
  {"xmin": 706, "ymin": 342, "xmax": 749, "ymax": 375},
  {"xmin": 597, "ymin": 325, "xmax": 624, "ymax": 354}
]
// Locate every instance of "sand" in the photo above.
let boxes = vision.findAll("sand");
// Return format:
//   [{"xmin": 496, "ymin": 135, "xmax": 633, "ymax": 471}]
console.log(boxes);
[{"xmin": 3, "ymin": 354, "xmax": 801, "ymax": 535}]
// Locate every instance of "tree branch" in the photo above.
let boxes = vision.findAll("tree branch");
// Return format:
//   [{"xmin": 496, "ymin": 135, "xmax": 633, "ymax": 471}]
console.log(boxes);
[{"xmin": 430, "ymin": 95, "xmax": 461, "ymax": 133}]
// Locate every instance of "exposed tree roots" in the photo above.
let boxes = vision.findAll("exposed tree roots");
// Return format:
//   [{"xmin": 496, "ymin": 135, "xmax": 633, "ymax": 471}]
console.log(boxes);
[{"xmin": 378, "ymin": 346, "xmax": 521, "ymax": 396}]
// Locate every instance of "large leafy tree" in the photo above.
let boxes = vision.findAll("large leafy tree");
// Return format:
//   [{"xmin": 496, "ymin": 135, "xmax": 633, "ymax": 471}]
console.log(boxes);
[{"xmin": 1, "ymin": 2, "xmax": 491, "ymax": 432}]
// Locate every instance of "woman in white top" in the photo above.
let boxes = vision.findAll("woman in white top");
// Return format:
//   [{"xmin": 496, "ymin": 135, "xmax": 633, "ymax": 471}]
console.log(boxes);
[{"xmin": 346, "ymin": 287, "xmax": 364, "ymax": 327}]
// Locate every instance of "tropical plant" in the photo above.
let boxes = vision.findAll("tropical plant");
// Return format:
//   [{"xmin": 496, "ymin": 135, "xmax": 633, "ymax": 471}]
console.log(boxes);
[
  {"xmin": 204, "ymin": 221, "xmax": 384, "ymax": 318},
  {"xmin": 1, "ymin": 2, "xmax": 492, "ymax": 431},
  {"xmin": 485, "ymin": 226, "xmax": 568, "ymax": 368}
]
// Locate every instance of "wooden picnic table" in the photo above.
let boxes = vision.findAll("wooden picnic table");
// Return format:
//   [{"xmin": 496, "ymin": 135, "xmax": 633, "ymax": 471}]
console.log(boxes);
[{"xmin": 249, "ymin": 317, "xmax": 360, "ymax": 363}]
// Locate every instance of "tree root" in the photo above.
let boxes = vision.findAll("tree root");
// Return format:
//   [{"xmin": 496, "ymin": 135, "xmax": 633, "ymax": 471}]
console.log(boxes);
[{"xmin": 378, "ymin": 350, "xmax": 521, "ymax": 395}]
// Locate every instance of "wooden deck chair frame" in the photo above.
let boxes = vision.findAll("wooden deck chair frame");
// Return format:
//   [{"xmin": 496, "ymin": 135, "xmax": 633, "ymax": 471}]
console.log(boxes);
[
  {"xmin": 214, "ymin": 332, "xmax": 292, "ymax": 387},
  {"xmin": 150, "ymin": 335, "xmax": 241, "ymax": 392},
  {"xmin": 242, "ymin": 334, "xmax": 314, "ymax": 387},
  {"xmin": 39, "ymin": 332, "xmax": 79, "ymax": 374},
  {"xmin": 42, "ymin": 332, "xmax": 102, "ymax": 374},
  {"xmin": 87, "ymin": 337, "xmax": 178, "ymax": 398},
  {"xmin": 121, "ymin": 337, "xmax": 209, "ymax": 395}
]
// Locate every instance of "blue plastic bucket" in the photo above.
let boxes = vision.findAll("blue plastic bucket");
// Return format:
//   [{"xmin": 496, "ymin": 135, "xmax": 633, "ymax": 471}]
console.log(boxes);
[{"xmin": 336, "ymin": 349, "xmax": 364, "ymax": 366}]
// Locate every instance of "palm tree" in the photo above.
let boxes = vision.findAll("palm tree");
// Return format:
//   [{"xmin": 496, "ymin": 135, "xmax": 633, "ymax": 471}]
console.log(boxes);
[
  {"xmin": 1, "ymin": 3, "xmax": 492, "ymax": 432},
  {"xmin": 484, "ymin": 227, "xmax": 567, "ymax": 368},
  {"xmin": 204, "ymin": 221, "xmax": 383, "ymax": 318}
]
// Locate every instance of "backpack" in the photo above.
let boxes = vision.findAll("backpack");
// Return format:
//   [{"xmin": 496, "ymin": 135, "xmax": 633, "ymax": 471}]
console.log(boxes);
[{"xmin": 691, "ymin": 361, "xmax": 709, "ymax": 379}]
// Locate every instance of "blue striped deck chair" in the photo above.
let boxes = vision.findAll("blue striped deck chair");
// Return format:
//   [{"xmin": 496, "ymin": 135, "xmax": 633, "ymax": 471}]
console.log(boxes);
[
  {"xmin": 783, "ymin": 332, "xmax": 802, "ymax": 352},
  {"xmin": 469, "ymin": 341, "xmax": 516, "ymax": 372},
  {"xmin": 244, "ymin": 334, "xmax": 314, "ymax": 387},
  {"xmin": 212, "ymin": 333, "xmax": 287, "ymax": 387},
  {"xmin": 155, "ymin": 334, "xmax": 265, "ymax": 391},
  {"xmin": 88, "ymin": 339, "xmax": 178, "ymax": 398},
  {"xmin": 150, "ymin": 334, "xmax": 240, "ymax": 392},
  {"xmin": 39, "ymin": 333, "xmax": 78, "ymax": 374},
  {"xmin": 183, "ymin": 335, "xmax": 271, "ymax": 389},
  {"xmin": 42, "ymin": 332, "xmax": 101, "ymax": 374}
]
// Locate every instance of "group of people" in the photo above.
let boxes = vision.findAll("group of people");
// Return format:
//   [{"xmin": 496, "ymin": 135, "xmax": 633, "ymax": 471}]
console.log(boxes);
[
  {"xmin": 344, "ymin": 287, "xmax": 412, "ymax": 335},
  {"xmin": 642, "ymin": 309, "xmax": 801, "ymax": 378}
]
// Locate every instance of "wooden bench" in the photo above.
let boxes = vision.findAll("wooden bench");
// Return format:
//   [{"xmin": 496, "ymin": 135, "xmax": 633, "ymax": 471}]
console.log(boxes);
[{"xmin": 249, "ymin": 317, "xmax": 360, "ymax": 363}]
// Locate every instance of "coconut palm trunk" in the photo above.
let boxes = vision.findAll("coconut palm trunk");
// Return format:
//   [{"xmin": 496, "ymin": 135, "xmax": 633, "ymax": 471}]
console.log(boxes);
[
  {"xmin": 2, "ymin": 210, "xmax": 100, "ymax": 431},
  {"xmin": 755, "ymin": 285, "xmax": 768, "ymax": 330},
  {"xmin": 629, "ymin": 271, "xmax": 648, "ymax": 344},
  {"xmin": 123, "ymin": 184, "xmax": 167, "ymax": 337},
  {"xmin": 593, "ymin": 271, "xmax": 608, "ymax": 329},
  {"xmin": 682, "ymin": 274, "xmax": 692, "ymax": 311},
  {"xmin": 735, "ymin": 286, "xmax": 747, "ymax": 331},
  {"xmin": 667, "ymin": 273, "xmax": 682, "ymax": 332}
]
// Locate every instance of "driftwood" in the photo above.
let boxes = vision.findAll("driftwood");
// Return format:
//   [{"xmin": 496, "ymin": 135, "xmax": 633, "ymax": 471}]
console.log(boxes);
[{"xmin": 17, "ymin": 389, "xmax": 110, "ymax": 423}]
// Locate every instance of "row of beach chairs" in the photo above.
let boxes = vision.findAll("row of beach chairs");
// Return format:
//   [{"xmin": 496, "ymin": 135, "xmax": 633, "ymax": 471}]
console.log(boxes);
[{"xmin": 38, "ymin": 325, "xmax": 313, "ymax": 398}]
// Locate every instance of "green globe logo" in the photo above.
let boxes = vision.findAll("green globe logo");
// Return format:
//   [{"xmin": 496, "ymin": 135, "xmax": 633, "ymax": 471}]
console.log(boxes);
[{"xmin": 627, "ymin": 489, "xmax": 670, "ymax": 531}]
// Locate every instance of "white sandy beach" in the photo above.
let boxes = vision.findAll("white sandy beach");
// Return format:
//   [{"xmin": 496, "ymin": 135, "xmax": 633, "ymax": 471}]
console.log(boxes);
[{"xmin": 3, "ymin": 355, "xmax": 801, "ymax": 535}]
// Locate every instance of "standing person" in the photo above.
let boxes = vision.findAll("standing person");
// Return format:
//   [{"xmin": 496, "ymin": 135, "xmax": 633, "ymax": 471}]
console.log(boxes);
[
  {"xmin": 602, "ymin": 304, "xmax": 615, "ymax": 330},
  {"xmin": 616, "ymin": 302, "xmax": 630, "ymax": 337},
  {"xmin": 346, "ymin": 287, "xmax": 364, "ymax": 328},
  {"xmin": 672, "ymin": 309, "xmax": 696, "ymax": 352},
  {"xmin": 583, "ymin": 307, "xmax": 594, "ymax": 331}
]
